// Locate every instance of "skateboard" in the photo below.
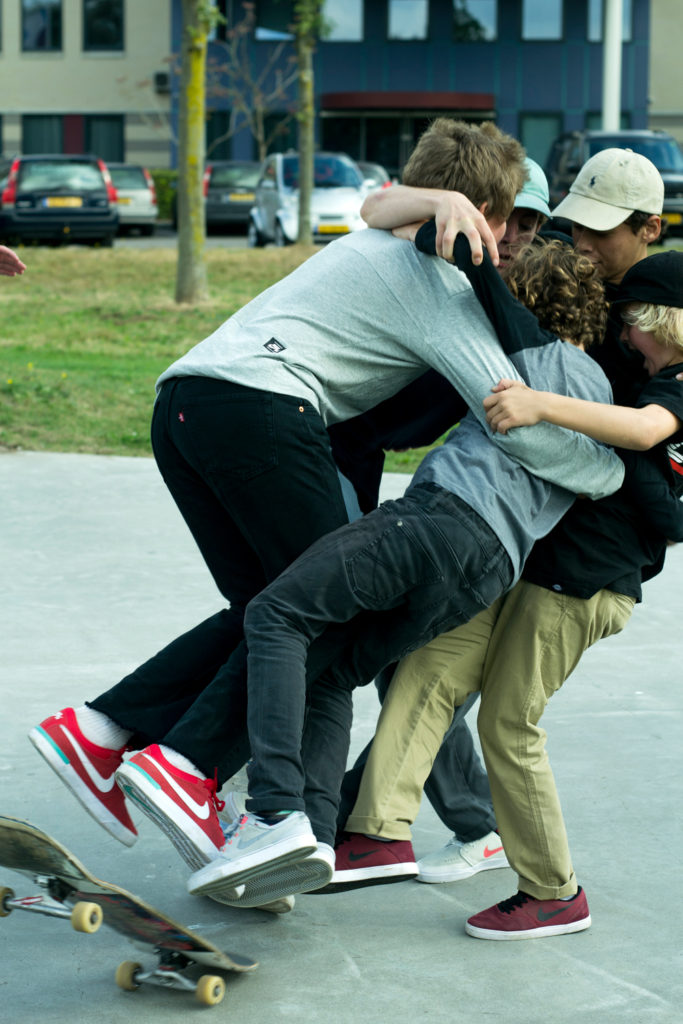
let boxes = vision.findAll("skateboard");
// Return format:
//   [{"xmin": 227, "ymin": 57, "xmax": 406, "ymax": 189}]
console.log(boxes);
[{"xmin": 0, "ymin": 814, "xmax": 257, "ymax": 1005}]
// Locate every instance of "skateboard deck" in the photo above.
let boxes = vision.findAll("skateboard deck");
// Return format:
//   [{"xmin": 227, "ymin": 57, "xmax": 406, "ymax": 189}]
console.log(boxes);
[{"xmin": 0, "ymin": 814, "xmax": 257, "ymax": 1004}]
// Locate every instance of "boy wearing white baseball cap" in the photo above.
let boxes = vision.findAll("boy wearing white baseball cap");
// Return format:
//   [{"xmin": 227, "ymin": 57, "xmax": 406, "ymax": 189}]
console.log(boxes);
[{"xmin": 552, "ymin": 148, "xmax": 663, "ymax": 285}]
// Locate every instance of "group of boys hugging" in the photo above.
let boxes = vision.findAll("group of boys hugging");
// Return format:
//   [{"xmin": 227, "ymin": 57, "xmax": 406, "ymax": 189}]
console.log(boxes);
[{"xmin": 29, "ymin": 118, "xmax": 683, "ymax": 941}]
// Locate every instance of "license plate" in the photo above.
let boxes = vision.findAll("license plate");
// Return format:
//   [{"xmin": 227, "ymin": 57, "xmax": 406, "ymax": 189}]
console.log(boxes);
[
  {"xmin": 45, "ymin": 196, "xmax": 83, "ymax": 208},
  {"xmin": 117, "ymin": 197, "xmax": 132, "ymax": 205},
  {"xmin": 227, "ymin": 192, "xmax": 254, "ymax": 202},
  {"xmin": 318, "ymin": 224, "xmax": 349, "ymax": 234},
  {"xmin": 664, "ymin": 211, "xmax": 682, "ymax": 224}
]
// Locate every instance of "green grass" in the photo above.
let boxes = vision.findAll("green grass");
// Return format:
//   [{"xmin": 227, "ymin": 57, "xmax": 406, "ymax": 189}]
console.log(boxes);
[{"xmin": 0, "ymin": 243, "xmax": 431, "ymax": 473}]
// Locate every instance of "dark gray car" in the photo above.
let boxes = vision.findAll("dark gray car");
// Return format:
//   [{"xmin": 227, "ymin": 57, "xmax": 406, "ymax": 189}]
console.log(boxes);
[{"xmin": 544, "ymin": 129, "xmax": 683, "ymax": 235}]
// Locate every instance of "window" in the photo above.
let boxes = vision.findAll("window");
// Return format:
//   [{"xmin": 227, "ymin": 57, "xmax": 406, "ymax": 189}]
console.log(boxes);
[
  {"xmin": 519, "ymin": 113, "xmax": 562, "ymax": 166},
  {"xmin": 453, "ymin": 1, "xmax": 496, "ymax": 42},
  {"xmin": 22, "ymin": 0, "xmax": 62, "ymax": 52},
  {"xmin": 587, "ymin": 0, "xmax": 632, "ymax": 43},
  {"xmin": 85, "ymin": 115, "xmax": 124, "ymax": 162},
  {"xmin": 585, "ymin": 111, "xmax": 631, "ymax": 130},
  {"xmin": 325, "ymin": 0, "xmax": 363, "ymax": 41},
  {"xmin": 206, "ymin": 110, "xmax": 231, "ymax": 160},
  {"xmin": 83, "ymin": 0, "xmax": 124, "ymax": 51},
  {"xmin": 255, "ymin": 0, "xmax": 294, "ymax": 40},
  {"xmin": 22, "ymin": 114, "xmax": 63, "ymax": 153},
  {"xmin": 522, "ymin": 0, "xmax": 562, "ymax": 41},
  {"xmin": 388, "ymin": 0, "xmax": 428, "ymax": 41}
]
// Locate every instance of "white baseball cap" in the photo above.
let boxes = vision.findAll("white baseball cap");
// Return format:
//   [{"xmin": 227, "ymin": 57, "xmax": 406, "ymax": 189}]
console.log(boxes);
[{"xmin": 552, "ymin": 148, "xmax": 663, "ymax": 230}]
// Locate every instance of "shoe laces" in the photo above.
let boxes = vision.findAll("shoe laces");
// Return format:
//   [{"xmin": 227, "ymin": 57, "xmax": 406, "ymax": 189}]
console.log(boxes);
[
  {"xmin": 222, "ymin": 813, "xmax": 248, "ymax": 846},
  {"xmin": 497, "ymin": 891, "xmax": 531, "ymax": 915},
  {"xmin": 203, "ymin": 769, "xmax": 226, "ymax": 814}
]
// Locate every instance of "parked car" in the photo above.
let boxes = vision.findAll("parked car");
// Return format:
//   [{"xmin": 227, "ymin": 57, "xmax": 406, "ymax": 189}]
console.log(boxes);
[
  {"xmin": 357, "ymin": 160, "xmax": 392, "ymax": 190},
  {"xmin": 0, "ymin": 153, "xmax": 119, "ymax": 246},
  {"xmin": 247, "ymin": 152, "xmax": 369, "ymax": 247},
  {"xmin": 108, "ymin": 162, "xmax": 157, "ymax": 236},
  {"xmin": 544, "ymin": 129, "xmax": 683, "ymax": 235},
  {"xmin": 205, "ymin": 160, "xmax": 262, "ymax": 232}
]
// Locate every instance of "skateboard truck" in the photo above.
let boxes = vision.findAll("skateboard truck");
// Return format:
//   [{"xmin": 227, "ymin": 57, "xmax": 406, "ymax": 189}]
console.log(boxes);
[
  {"xmin": 115, "ymin": 951, "xmax": 227, "ymax": 1005},
  {"xmin": 1, "ymin": 883, "xmax": 103, "ymax": 932}
]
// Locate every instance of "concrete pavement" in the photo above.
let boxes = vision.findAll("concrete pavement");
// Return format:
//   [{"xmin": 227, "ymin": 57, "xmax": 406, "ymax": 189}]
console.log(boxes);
[{"xmin": 1, "ymin": 450, "xmax": 681, "ymax": 1023}]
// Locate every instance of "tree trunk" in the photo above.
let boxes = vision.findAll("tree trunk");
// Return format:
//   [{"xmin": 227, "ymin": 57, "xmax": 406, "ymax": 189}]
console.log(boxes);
[
  {"xmin": 175, "ymin": 0, "xmax": 209, "ymax": 305},
  {"xmin": 296, "ymin": 25, "xmax": 315, "ymax": 245}
]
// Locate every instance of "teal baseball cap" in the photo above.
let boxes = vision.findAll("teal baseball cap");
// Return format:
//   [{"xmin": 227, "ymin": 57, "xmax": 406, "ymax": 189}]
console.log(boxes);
[{"xmin": 515, "ymin": 157, "xmax": 551, "ymax": 218}]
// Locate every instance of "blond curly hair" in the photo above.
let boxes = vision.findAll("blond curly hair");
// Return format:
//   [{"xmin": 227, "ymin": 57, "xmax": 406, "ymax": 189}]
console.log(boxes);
[{"xmin": 504, "ymin": 240, "xmax": 607, "ymax": 349}]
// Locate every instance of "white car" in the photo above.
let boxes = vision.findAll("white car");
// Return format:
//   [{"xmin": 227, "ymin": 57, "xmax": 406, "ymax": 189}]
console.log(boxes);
[
  {"xmin": 247, "ymin": 152, "xmax": 370, "ymax": 246},
  {"xmin": 108, "ymin": 163, "xmax": 158, "ymax": 236}
]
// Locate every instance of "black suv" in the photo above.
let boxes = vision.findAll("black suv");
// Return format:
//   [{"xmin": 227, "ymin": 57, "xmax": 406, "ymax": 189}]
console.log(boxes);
[
  {"xmin": 0, "ymin": 153, "xmax": 119, "ymax": 246},
  {"xmin": 544, "ymin": 129, "xmax": 683, "ymax": 235}
]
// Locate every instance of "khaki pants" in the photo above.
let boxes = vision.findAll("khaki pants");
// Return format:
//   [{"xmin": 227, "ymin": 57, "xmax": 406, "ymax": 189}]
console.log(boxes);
[{"xmin": 346, "ymin": 580, "xmax": 634, "ymax": 900}]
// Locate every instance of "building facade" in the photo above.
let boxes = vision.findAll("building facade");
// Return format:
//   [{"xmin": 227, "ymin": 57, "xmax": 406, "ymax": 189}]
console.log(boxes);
[
  {"xmin": 194, "ymin": 0, "xmax": 650, "ymax": 176},
  {"xmin": 0, "ymin": 0, "xmax": 173, "ymax": 166},
  {"xmin": 0, "ymin": 1, "xmax": 654, "ymax": 175}
]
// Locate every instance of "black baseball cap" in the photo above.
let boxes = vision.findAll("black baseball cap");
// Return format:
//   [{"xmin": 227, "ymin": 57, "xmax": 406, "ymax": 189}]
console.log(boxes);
[{"xmin": 613, "ymin": 250, "xmax": 683, "ymax": 309}]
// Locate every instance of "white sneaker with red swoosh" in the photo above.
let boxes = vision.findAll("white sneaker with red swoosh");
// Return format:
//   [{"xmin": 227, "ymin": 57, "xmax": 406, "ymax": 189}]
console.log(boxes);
[
  {"xmin": 417, "ymin": 830, "xmax": 509, "ymax": 883},
  {"xmin": 29, "ymin": 707, "xmax": 137, "ymax": 847},
  {"xmin": 115, "ymin": 744, "xmax": 226, "ymax": 871}
]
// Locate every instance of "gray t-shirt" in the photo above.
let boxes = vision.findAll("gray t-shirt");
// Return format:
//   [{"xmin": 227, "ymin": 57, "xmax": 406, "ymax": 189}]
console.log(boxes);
[
  {"xmin": 412, "ymin": 339, "xmax": 612, "ymax": 583},
  {"xmin": 157, "ymin": 229, "xmax": 623, "ymax": 501}
]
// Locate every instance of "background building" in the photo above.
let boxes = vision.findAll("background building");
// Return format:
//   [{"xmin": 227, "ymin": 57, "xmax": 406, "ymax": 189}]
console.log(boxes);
[
  {"xmin": 0, "ymin": 0, "xmax": 172, "ymax": 167},
  {"xmin": 0, "ymin": 1, "xmax": 658, "ymax": 176},
  {"xmin": 648, "ymin": 0, "xmax": 683, "ymax": 146},
  {"xmin": 195, "ymin": 0, "xmax": 650, "ymax": 176}
]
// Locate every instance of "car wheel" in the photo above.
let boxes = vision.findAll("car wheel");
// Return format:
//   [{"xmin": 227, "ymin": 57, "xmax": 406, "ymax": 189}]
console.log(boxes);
[
  {"xmin": 274, "ymin": 221, "xmax": 291, "ymax": 247},
  {"xmin": 99, "ymin": 234, "xmax": 115, "ymax": 247},
  {"xmin": 247, "ymin": 219, "xmax": 265, "ymax": 248}
]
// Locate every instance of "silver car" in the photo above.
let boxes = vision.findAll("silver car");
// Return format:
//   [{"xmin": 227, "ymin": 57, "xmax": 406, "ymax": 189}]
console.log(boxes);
[
  {"xmin": 108, "ymin": 163, "xmax": 158, "ymax": 236},
  {"xmin": 247, "ymin": 152, "xmax": 369, "ymax": 247}
]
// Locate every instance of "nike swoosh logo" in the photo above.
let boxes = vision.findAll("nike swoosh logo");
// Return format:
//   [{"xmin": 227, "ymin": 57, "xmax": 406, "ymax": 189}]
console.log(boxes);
[
  {"xmin": 58, "ymin": 726, "xmax": 116, "ymax": 793},
  {"xmin": 484, "ymin": 845, "xmax": 503, "ymax": 858},
  {"xmin": 136, "ymin": 759, "xmax": 211, "ymax": 820},
  {"xmin": 348, "ymin": 851, "xmax": 376, "ymax": 862},
  {"xmin": 537, "ymin": 905, "xmax": 570, "ymax": 922}
]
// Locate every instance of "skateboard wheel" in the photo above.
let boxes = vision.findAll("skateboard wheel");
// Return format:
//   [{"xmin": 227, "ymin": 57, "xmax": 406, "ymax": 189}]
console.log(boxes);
[
  {"xmin": 0, "ymin": 887, "xmax": 15, "ymax": 917},
  {"xmin": 196, "ymin": 974, "xmax": 226, "ymax": 1006},
  {"xmin": 115, "ymin": 960, "xmax": 142, "ymax": 991},
  {"xmin": 71, "ymin": 901, "xmax": 103, "ymax": 933}
]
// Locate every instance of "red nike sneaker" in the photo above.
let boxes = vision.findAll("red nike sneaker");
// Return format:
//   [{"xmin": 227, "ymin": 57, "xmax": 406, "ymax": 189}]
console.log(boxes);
[
  {"xmin": 466, "ymin": 887, "xmax": 592, "ymax": 940},
  {"xmin": 315, "ymin": 832, "xmax": 418, "ymax": 893},
  {"xmin": 29, "ymin": 707, "xmax": 137, "ymax": 847},
  {"xmin": 115, "ymin": 744, "xmax": 225, "ymax": 871}
]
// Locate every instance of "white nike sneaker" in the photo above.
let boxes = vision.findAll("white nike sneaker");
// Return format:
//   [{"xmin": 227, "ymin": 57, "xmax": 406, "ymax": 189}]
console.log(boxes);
[
  {"xmin": 206, "ymin": 842, "xmax": 334, "ymax": 908},
  {"xmin": 417, "ymin": 830, "xmax": 509, "ymax": 883},
  {"xmin": 187, "ymin": 811, "xmax": 317, "ymax": 901},
  {"xmin": 115, "ymin": 744, "xmax": 226, "ymax": 871}
]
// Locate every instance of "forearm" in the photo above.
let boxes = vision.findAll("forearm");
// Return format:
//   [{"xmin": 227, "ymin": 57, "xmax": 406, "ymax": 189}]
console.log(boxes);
[
  {"xmin": 529, "ymin": 394, "xmax": 678, "ymax": 451},
  {"xmin": 361, "ymin": 185, "xmax": 446, "ymax": 229},
  {"xmin": 433, "ymin": 307, "xmax": 624, "ymax": 500}
]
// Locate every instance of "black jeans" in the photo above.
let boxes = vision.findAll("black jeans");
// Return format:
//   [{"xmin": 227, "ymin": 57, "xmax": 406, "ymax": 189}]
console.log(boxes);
[
  {"xmin": 242, "ymin": 484, "xmax": 513, "ymax": 834},
  {"xmin": 92, "ymin": 377, "xmax": 352, "ymax": 835}
]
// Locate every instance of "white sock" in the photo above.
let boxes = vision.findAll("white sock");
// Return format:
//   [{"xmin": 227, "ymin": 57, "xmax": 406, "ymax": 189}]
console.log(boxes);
[
  {"xmin": 75, "ymin": 706, "xmax": 132, "ymax": 749},
  {"xmin": 158, "ymin": 744, "xmax": 203, "ymax": 777}
]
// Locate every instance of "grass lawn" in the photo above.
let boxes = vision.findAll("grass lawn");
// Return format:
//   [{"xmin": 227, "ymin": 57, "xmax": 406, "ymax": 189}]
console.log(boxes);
[{"xmin": 0, "ymin": 244, "xmax": 439, "ymax": 474}]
